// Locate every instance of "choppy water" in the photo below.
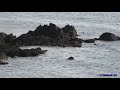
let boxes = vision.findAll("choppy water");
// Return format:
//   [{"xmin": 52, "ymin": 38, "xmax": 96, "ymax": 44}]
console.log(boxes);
[{"xmin": 0, "ymin": 12, "xmax": 120, "ymax": 78}]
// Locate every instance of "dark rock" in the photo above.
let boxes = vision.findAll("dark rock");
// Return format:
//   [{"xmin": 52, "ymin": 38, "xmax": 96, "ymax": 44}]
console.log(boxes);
[
  {"xmin": 62, "ymin": 25, "xmax": 78, "ymax": 39},
  {"xmin": 0, "ymin": 32, "xmax": 47, "ymax": 59},
  {"xmin": 6, "ymin": 48, "xmax": 47, "ymax": 58},
  {"xmin": 0, "ymin": 52, "xmax": 8, "ymax": 59},
  {"xmin": 0, "ymin": 60, "xmax": 8, "ymax": 65},
  {"xmin": 0, "ymin": 33, "xmax": 7, "ymax": 46},
  {"xmin": 68, "ymin": 57, "xmax": 74, "ymax": 60},
  {"xmin": 18, "ymin": 48, "xmax": 47, "ymax": 57},
  {"xmin": 0, "ymin": 22, "xmax": 82, "ymax": 60},
  {"xmin": 4, "ymin": 34, "xmax": 17, "ymax": 45},
  {"xmin": 99, "ymin": 32, "xmax": 120, "ymax": 41},
  {"xmin": 35, "ymin": 23, "xmax": 64, "ymax": 39},
  {"xmin": 16, "ymin": 23, "xmax": 82, "ymax": 47},
  {"xmin": 94, "ymin": 38, "xmax": 99, "ymax": 40},
  {"xmin": 16, "ymin": 23, "xmax": 64, "ymax": 46},
  {"xmin": 6, "ymin": 48, "xmax": 21, "ymax": 58},
  {"xmin": 83, "ymin": 39, "xmax": 95, "ymax": 43},
  {"xmin": 0, "ymin": 33, "xmax": 7, "ymax": 39},
  {"xmin": 0, "ymin": 32, "xmax": 17, "ymax": 59}
]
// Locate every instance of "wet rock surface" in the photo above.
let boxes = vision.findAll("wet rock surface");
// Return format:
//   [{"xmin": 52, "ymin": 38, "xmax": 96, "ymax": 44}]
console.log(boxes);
[{"xmin": 99, "ymin": 32, "xmax": 120, "ymax": 41}]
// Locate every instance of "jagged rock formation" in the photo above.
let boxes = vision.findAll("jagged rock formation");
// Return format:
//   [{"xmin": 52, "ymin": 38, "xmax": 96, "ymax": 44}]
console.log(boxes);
[
  {"xmin": 0, "ymin": 32, "xmax": 47, "ymax": 63},
  {"xmin": 15, "ymin": 23, "xmax": 82, "ymax": 47}
]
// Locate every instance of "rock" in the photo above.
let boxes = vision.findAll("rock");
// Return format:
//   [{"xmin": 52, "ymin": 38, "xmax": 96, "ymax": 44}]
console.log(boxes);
[
  {"xmin": 68, "ymin": 57, "xmax": 74, "ymax": 60},
  {"xmin": 0, "ymin": 33, "xmax": 7, "ymax": 46},
  {"xmin": 0, "ymin": 32, "xmax": 17, "ymax": 59},
  {"xmin": 0, "ymin": 33, "xmax": 7, "ymax": 39},
  {"xmin": 62, "ymin": 25, "xmax": 78, "ymax": 39},
  {"xmin": 94, "ymin": 38, "xmax": 99, "ymax": 40},
  {"xmin": 99, "ymin": 32, "xmax": 120, "ymax": 41},
  {"xmin": 0, "ymin": 32, "xmax": 47, "ymax": 59},
  {"xmin": 6, "ymin": 48, "xmax": 47, "ymax": 58},
  {"xmin": 35, "ymin": 23, "xmax": 64, "ymax": 39},
  {"xmin": 18, "ymin": 48, "xmax": 47, "ymax": 57},
  {"xmin": 0, "ymin": 60, "xmax": 8, "ymax": 65},
  {"xmin": 16, "ymin": 23, "xmax": 64, "ymax": 46},
  {"xmin": 16, "ymin": 23, "xmax": 82, "ymax": 47},
  {"xmin": 0, "ymin": 52, "xmax": 8, "ymax": 59},
  {"xmin": 83, "ymin": 39, "xmax": 95, "ymax": 43},
  {"xmin": 4, "ymin": 34, "xmax": 17, "ymax": 45},
  {"xmin": 6, "ymin": 48, "xmax": 21, "ymax": 58}
]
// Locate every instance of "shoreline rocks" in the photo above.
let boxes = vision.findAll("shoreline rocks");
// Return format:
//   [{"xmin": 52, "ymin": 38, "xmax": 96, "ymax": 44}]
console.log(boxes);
[
  {"xmin": 0, "ymin": 23, "xmax": 83, "ymax": 63},
  {"xmin": 1, "ymin": 23, "xmax": 120, "ymax": 62}
]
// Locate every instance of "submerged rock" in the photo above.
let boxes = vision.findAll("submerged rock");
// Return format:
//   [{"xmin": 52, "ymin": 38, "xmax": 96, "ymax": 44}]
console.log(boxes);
[
  {"xmin": 6, "ymin": 48, "xmax": 47, "ymax": 58},
  {"xmin": 18, "ymin": 48, "xmax": 47, "ymax": 57},
  {"xmin": 83, "ymin": 39, "xmax": 95, "ymax": 43},
  {"xmin": 99, "ymin": 32, "xmax": 120, "ymax": 41},
  {"xmin": 0, "ymin": 60, "xmax": 8, "ymax": 65},
  {"xmin": 68, "ymin": 57, "xmax": 74, "ymax": 60}
]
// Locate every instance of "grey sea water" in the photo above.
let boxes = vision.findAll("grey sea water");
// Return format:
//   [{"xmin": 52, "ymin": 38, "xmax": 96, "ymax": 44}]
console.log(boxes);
[{"xmin": 0, "ymin": 12, "xmax": 120, "ymax": 78}]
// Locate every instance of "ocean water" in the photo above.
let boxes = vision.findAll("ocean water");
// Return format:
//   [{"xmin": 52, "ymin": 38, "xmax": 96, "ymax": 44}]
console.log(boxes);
[{"xmin": 0, "ymin": 12, "xmax": 120, "ymax": 78}]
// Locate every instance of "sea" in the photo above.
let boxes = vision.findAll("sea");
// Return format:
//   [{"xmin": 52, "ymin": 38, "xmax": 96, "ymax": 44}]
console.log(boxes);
[{"xmin": 0, "ymin": 12, "xmax": 120, "ymax": 78}]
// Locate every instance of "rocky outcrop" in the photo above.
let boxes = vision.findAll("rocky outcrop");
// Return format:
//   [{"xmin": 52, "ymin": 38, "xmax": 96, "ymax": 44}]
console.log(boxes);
[
  {"xmin": 0, "ymin": 32, "xmax": 47, "ymax": 61},
  {"xmin": 0, "ymin": 23, "xmax": 82, "ymax": 61},
  {"xmin": 16, "ymin": 23, "xmax": 82, "ymax": 47},
  {"xmin": 35, "ymin": 23, "xmax": 64, "ymax": 39},
  {"xmin": 2, "ymin": 23, "xmax": 120, "ymax": 62},
  {"xmin": 99, "ymin": 32, "xmax": 120, "ymax": 41}
]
